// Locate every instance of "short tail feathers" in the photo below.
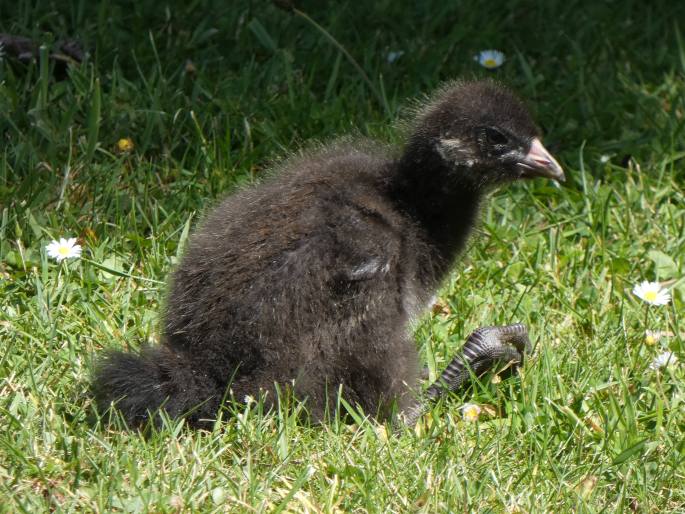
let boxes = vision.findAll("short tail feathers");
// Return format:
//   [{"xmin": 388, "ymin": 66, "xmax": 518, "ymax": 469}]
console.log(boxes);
[{"xmin": 92, "ymin": 345, "xmax": 221, "ymax": 429}]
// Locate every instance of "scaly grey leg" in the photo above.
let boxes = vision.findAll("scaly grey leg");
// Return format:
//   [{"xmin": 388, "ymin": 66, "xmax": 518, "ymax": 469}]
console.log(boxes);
[{"xmin": 401, "ymin": 323, "xmax": 530, "ymax": 427}]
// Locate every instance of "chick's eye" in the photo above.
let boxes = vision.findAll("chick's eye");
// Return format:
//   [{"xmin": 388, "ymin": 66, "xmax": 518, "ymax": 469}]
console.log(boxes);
[{"xmin": 485, "ymin": 127, "xmax": 508, "ymax": 145}]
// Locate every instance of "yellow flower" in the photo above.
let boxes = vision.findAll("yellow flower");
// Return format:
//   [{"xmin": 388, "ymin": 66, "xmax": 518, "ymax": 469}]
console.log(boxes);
[
  {"xmin": 632, "ymin": 281, "xmax": 670, "ymax": 306},
  {"xmin": 117, "ymin": 137, "xmax": 135, "ymax": 153},
  {"xmin": 461, "ymin": 403, "xmax": 481, "ymax": 422}
]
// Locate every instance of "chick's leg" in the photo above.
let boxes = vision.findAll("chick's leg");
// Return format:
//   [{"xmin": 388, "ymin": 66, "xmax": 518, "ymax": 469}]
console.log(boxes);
[{"xmin": 401, "ymin": 323, "xmax": 530, "ymax": 427}]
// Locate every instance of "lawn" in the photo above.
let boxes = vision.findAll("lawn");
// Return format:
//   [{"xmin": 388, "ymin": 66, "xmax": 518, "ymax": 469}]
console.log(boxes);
[{"xmin": 1, "ymin": 0, "xmax": 684, "ymax": 512}]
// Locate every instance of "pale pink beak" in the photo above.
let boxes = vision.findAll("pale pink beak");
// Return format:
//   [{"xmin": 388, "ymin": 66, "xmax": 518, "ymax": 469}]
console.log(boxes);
[{"xmin": 517, "ymin": 138, "xmax": 565, "ymax": 182}]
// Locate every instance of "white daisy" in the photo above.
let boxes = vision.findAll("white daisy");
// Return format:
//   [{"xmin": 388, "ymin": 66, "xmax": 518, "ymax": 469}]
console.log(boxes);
[
  {"xmin": 632, "ymin": 281, "xmax": 671, "ymax": 306},
  {"xmin": 387, "ymin": 50, "xmax": 404, "ymax": 64},
  {"xmin": 46, "ymin": 237, "xmax": 82, "ymax": 262},
  {"xmin": 474, "ymin": 49, "xmax": 505, "ymax": 69},
  {"xmin": 644, "ymin": 330, "xmax": 661, "ymax": 345},
  {"xmin": 461, "ymin": 403, "xmax": 481, "ymax": 422},
  {"xmin": 211, "ymin": 487, "xmax": 226, "ymax": 505},
  {"xmin": 649, "ymin": 351, "xmax": 678, "ymax": 370}
]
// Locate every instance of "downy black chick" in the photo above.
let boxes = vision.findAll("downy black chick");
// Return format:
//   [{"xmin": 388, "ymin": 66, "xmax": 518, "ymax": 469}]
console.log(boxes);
[{"xmin": 93, "ymin": 80, "xmax": 564, "ymax": 429}]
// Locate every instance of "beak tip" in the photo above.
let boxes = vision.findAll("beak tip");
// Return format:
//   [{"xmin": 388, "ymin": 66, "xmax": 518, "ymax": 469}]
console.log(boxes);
[
  {"xmin": 523, "ymin": 138, "xmax": 565, "ymax": 184},
  {"xmin": 552, "ymin": 168, "xmax": 566, "ymax": 183}
]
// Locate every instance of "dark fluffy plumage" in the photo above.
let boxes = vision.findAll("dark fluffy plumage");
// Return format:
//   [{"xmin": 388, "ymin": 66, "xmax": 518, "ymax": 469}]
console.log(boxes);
[{"xmin": 93, "ymin": 80, "xmax": 563, "ymax": 429}]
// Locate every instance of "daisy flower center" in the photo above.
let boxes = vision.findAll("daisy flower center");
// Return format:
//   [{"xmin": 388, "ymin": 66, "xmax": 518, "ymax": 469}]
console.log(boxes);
[
  {"xmin": 58, "ymin": 246, "xmax": 70, "ymax": 256},
  {"xmin": 462, "ymin": 405, "xmax": 481, "ymax": 421},
  {"xmin": 484, "ymin": 58, "xmax": 497, "ymax": 68},
  {"xmin": 644, "ymin": 291, "xmax": 658, "ymax": 302}
]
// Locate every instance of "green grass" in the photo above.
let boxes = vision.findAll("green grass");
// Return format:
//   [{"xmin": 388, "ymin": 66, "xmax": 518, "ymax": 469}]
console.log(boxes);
[{"xmin": 1, "ymin": 0, "xmax": 685, "ymax": 511}]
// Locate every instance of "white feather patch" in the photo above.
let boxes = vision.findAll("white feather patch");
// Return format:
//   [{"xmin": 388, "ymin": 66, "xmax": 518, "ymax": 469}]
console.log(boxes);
[{"xmin": 437, "ymin": 138, "xmax": 475, "ymax": 166}]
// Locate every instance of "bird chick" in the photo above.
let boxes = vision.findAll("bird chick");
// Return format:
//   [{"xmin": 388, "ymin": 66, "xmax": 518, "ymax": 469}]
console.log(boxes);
[{"xmin": 93, "ymin": 80, "xmax": 564, "ymax": 429}]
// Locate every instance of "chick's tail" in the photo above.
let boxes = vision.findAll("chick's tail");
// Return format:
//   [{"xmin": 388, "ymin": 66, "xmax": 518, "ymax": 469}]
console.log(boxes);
[{"xmin": 92, "ymin": 345, "xmax": 220, "ymax": 428}]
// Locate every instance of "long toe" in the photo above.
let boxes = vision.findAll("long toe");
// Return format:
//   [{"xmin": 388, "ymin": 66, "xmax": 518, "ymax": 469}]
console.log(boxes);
[{"xmin": 495, "ymin": 323, "xmax": 531, "ymax": 354}]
